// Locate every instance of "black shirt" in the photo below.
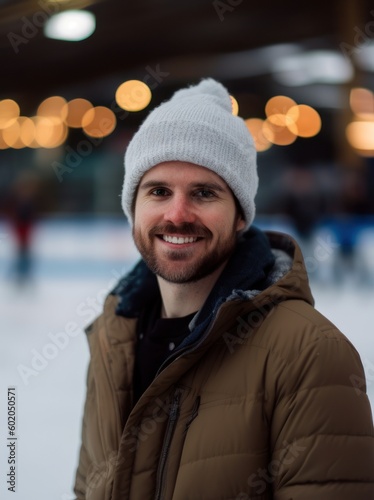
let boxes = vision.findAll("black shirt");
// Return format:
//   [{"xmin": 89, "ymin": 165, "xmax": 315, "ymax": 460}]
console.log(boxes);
[{"xmin": 133, "ymin": 296, "xmax": 196, "ymax": 403}]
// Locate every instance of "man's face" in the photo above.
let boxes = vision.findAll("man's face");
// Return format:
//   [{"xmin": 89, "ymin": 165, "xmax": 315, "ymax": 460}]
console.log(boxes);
[{"xmin": 133, "ymin": 161, "xmax": 246, "ymax": 284}]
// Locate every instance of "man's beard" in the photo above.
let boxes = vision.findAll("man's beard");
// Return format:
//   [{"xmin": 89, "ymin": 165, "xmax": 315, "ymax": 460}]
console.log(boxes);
[{"xmin": 133, "ymin": 222, "xmax": 238, "ymax": 284}]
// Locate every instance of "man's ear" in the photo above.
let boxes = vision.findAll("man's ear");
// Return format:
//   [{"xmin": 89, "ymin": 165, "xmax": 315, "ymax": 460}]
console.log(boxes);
[
  {"xmin": 233, "ymin": 196, "xmax": 246, "ymax": 232},
  {"xmin": 236, "ymin": 215, "xmax": 246, "ymax": 232}
]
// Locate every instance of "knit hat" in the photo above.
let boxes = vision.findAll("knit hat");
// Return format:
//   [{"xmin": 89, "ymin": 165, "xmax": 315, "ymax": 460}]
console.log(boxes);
[{"xmin": 122, "ymin": 78, "xmax": 258, "ymax": 229}]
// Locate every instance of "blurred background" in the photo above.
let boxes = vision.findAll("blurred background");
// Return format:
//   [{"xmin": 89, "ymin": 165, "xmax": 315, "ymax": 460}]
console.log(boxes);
[{"xmin": 0, "ymin": 0, "xmax": 373, "ymax": 498}]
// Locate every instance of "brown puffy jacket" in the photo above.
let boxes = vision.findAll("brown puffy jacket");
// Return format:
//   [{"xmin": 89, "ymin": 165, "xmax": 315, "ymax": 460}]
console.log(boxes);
[{"xmin": 74, "ymin": 231, "xmax": 374, "ymax": 499}]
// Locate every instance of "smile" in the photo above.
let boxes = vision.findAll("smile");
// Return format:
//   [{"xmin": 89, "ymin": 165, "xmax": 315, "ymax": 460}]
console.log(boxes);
[{"xmin": 162, "ymin": 235, "xmax": 198, "ymax": 244}]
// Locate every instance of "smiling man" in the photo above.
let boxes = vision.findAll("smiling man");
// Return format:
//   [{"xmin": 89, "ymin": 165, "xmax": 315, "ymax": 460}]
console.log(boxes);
[
  {"xmin": 133, "ymin": 161, "xmax": 246, "ymax": 318},
  {"xmin": 74, "ymin": 79, "xmax": 374, "ymax": 500}
]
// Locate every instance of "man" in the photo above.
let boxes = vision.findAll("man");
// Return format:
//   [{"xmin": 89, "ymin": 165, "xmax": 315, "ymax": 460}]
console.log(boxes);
[{"xmin": 74, "ymin": 79, "xmax": 374, "ymax": 499}]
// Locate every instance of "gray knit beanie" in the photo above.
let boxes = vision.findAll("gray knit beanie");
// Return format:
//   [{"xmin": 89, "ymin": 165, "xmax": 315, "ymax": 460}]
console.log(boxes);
[{"xmin": 122, "ymin": 78, "xmax": 258, "ymax": 229}]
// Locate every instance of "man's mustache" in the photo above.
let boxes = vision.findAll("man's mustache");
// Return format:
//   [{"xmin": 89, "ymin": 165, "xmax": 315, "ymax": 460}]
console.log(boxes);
[{"xmin": 150, "ymin": 223, "xmax": 212, "ymax": 238}]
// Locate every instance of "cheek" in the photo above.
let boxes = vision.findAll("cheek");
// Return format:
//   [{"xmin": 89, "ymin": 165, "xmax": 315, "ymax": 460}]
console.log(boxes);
[
  {"xmin": 134, "ymin": 198, "xmax": 164, "ymax": 224},
  {"xmin": 133, "ymin": 202, "xmax": 150, "ymax": 227},
  {"xmin": 133, "ymin": 209, "xmax": 160, "ymax": 237},
  {"xmin": 213, "ymin": 205, "xmax": 239, "ymax": 230}
]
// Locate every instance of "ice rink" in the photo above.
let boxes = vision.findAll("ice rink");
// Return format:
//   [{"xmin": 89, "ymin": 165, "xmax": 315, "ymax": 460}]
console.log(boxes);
[{"xmin": 1, "ymin": 218, "xmax": 373, "ymax": 500}]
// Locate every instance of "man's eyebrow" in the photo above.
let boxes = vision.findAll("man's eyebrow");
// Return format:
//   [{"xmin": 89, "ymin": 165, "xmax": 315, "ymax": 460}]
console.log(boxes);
[
  {"xmin": 139, "ymin": 180, "xmax": 227, "ymax": 192},
  {"xmin": 192, "ymin": 182, "xmax": 226, "ymax": 192},
  {"xmin": 139, "ymin": 180, "xmax": 172, "ymax": 190}
]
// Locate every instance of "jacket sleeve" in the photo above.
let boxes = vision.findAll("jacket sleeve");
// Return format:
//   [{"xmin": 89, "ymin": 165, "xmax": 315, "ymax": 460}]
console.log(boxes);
[{"xmin": 270, "ymin": 322, "xmax": 374, "ymax": 499}]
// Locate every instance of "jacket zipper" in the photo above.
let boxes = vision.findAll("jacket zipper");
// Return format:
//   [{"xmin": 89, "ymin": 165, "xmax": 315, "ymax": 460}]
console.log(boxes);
[
  {"xmin": 154, "ymin": 389, "xmax": 182, "ymax": 500},
  {"xmin": 156, "ymin": 319, "xmax": 216, "ymax": 377},
  {"xmin": 184, "ymin": 396, "xmax": 200, "ymax": 435},
  {"xmin": 156, "ymin": 299, "xmax": 262, "ymax": 376}
]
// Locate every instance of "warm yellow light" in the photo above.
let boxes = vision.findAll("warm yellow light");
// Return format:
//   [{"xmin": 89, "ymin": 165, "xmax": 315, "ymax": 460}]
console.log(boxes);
[
  {"xmin": 230, "ymin": 95, "xmax": 239, "ymax": 116},
  {"xmin": 63, "ymin": 98, "xmax": 93, "ymax": 128},
  {"xmin": 288, "ymin": 105, "xmax": 321, "ymax": 137},
  {"xmin": 264, "ymin": 96, "xmax": 300, "ymax": 140},
  {"xmin": 0, "ymin": 131, "xmax": 9, "ymax": 149},
  {"xmin": 2, "ymin": 120, "xmax": 22, "ymax": 148},
  {"xmin": 37, "ymin": 96, "xmax": 68, "ymax": 121},
  {"xmin": 82, "ymin": 106, "xmax": 116, "ymax": 138},
  {"xmin": 0, "ymin": 99, "xmax": 20, "ymax": 129},
  {"xmin": 267, "ymin": 112, "xmax": 298, "ymax": 135},
  {"xmin": 33, "ymin": 116, "xmax": 67, "ymax": 148},
  {"xmin": 245, "ymin": 118, "xmax": 272, "ymax": 152},
  {"xmin": 267, "ymin": 113, "xmax": 288, "ymax": 126},
  {"xmin": 265, "ymin": 95, "xmax": 297, "ymax": 118},
  {"xmin": 263, "ymin": 118, "xmax": 297, "ymax": 146},
  {"xmin": 19, "ymin": 117, "xmax": 36, "ymax": 147},
  {"xmin": 350, "ymin": 87, "xmax": 374, "ymax": 118},
  {"xmin": 346, "ymin": 121, "xmax": 374, "ymax": 151},
  {"xmin": 115, "ymin": 80, "xmax": 152, "ymax": 112}
]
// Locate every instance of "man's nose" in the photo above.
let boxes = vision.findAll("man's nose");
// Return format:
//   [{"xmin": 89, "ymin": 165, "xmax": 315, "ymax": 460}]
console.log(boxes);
[{"xmin": 163, "ymin": 194, "xmax": 196, "ymax": 225}]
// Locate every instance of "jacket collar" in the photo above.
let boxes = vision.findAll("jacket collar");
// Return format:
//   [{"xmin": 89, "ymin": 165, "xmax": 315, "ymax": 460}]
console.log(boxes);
[
  {"xmin": 111, "ymin": 227, "xmax": 314, "ymax": 352},
  {"xmin": 113, "ymin": 226, "xmax": 274, "ymax": 322}
]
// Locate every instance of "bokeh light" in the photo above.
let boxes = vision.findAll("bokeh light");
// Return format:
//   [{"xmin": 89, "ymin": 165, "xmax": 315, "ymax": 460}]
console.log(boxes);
[
  {"xmin": 0, "ymin": 131, "xmax": 9, "ymax": 149},
  {"xmin": 265, "ymin": 95, "xmax": 297, "ymax": 118},
  {"xmin": 350, "ymin": 87, "xmax": 374, "ymax": 119},
  {"xmin": 264, "ymin": 95, "xmax": 298, "ymax": 144},
  {"xmin": 230, "ymin": 95, "xmax": 239, "ymax": 116},
  {"xmin": 245, "ymin": 118, "xmax": 272, "ymax": 152},
  {"xmin": 44, "ymin": 10, "xmax": 96, "ymax": 42},
  {"xmin": 37, "ymin": 96, "xmax": 68, "ymax": 121},
  {"xmin": 0, "ymin": 99, "xmax": 20, "ymax": 129},
  {"xmin": 262, "ymin": 96, "xmax": 321, "ymax": 143},
  {"xmin": 346, "ymin": 121, "xmax": 374, "ymax": 152},
  {"xmin": 63, "ymin": 98, "xmax": 93, "ymax": 128},
  {"xmin": 115, "ymin": 80, "xmax": 152, "ymax": 112},
  {"xmin": 288, "ymin": 104, "xmax": 322, "ymax": 137},
  {"xmin": 267, "ymin": 112, "xmax": 298, "ymax": 134},
  {"xmin": 2, "ymin": 119, "xmax": 22, "ymax": 148},
  {"xmin": 82, "ymin": 106, "xmax": 116, "ymax": 138},
  {"xmin": 33, "ymin": 116, "xmax": 68, "ymax": 148},
  {"xmin": 263, "ymin": 118, "xmax": 297, "ymax": 145},
  {"xmin": 19, "ymin": 117, "xmax": 36, "ymax": 147}
]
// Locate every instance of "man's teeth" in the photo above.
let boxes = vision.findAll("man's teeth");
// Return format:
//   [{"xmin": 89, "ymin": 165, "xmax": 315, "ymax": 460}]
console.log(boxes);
[{"xmin": 162, "ymin": 235, "xmax": 198, "ymax": 244}]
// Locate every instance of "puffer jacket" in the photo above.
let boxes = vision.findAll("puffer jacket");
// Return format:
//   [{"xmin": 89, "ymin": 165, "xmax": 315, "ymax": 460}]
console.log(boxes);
[{"xmin": 74, "ymin": 230, "xmax": 374, "ymax": 500}]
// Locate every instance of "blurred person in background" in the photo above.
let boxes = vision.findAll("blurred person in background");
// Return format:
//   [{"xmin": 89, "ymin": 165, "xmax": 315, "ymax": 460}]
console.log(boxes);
[
  {"xmin": 279, "ymin": 164, "xmax": 326, "ymax": 276},
  {"xmin": 3, "ymin": 170, "xmax": 40, "ymax": 285},
  {"xmin": 333, "ymin": 168, "xmax": 372, "ymax": 286},
  {"xmin": 74, "ymin": 79, "xmax": 374, "ymax": 499}
]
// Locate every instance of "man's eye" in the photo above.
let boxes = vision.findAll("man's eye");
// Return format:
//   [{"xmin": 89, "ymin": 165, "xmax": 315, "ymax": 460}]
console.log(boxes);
[
  {"xmin": 151, "ymin": 188, "xmax": 169, "ymax": 196},
  {"xmin": 196, "ymin": 189, "xmax": 215, "ymax": 198}
]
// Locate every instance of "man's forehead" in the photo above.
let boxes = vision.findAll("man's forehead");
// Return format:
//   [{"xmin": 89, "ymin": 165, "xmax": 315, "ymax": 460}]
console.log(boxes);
[{"xmin": 139, "ymin": 161, "xmax": 229, "ymax": 189}]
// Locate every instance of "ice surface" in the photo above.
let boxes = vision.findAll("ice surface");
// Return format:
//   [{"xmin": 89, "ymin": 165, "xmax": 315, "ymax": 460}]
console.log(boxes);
[{"xmin": 0, "ymin": 219, "xmax": 373, "ymax": 499}]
